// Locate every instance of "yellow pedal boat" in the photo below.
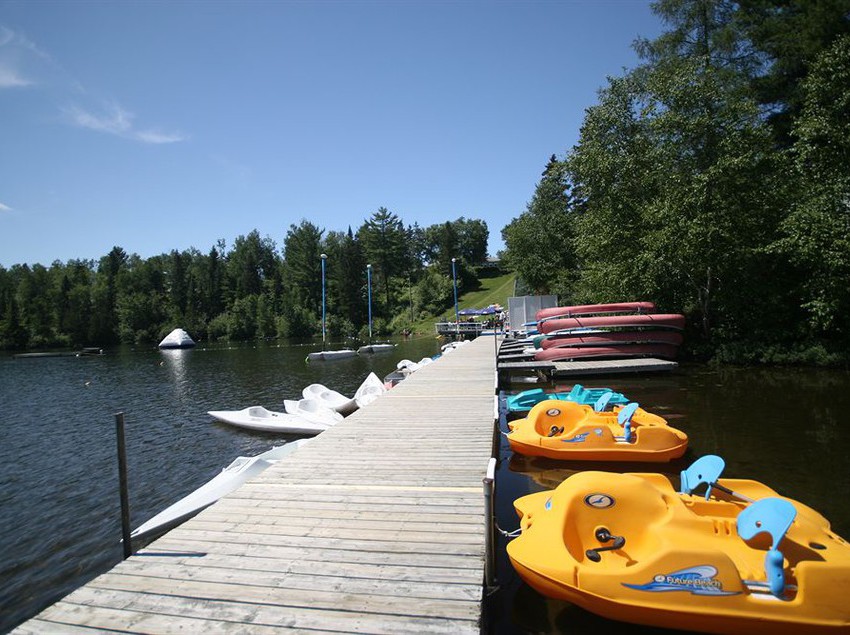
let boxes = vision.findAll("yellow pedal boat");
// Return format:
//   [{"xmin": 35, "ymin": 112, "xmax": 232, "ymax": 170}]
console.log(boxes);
[
  {"xmin": 506, "ymin": 397, "xmax": 688, "ymax": 462},
  {"xmin": 506, "ymin": 456, "xmax": 850, "ymax": 634}
]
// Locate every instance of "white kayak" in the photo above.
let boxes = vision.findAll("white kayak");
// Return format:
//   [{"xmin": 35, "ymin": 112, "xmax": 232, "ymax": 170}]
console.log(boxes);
[
  {"xmin": 283, "ymin": 397, "xmax": 344, "ymax": 425},
  {"xmin": 130, "ymin": 440, "xmax": 309, "ymax": 542},
  {"xmin": 301, "ymin": 384, "xmax": 358, "ymax": 416},
  {"xmin": 353, "ymin": 372, "xmax": 387, "ymax": 407},
  {"xmin": 305, "ymin": 349, "xmax": 357, "ymax": 362},
  {"xmin": 208, "ymin": 406, "xmax": 333, "ymax": 435}
]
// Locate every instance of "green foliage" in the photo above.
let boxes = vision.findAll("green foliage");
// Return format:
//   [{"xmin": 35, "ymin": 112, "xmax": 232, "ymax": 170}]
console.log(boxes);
[
  {"xmin": 774, "ymin": 34, "xmax": 850, "ymax": 342},
  {"xmin": 357, "ymin": 207, "xmax": 411, "ymax": 316},
  {"xmin": 501, "ymin": 155, "xmax": 577, "ymax": 295},
  {"xmin": 497, "ymin": 0, "xmax": 850, "ymax": 364}
]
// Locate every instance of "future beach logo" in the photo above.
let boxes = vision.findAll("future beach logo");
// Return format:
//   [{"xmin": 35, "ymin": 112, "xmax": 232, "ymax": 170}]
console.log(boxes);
[{"xmin": 623, "ymin": 565, "xmax": 740, "ymax": 596}]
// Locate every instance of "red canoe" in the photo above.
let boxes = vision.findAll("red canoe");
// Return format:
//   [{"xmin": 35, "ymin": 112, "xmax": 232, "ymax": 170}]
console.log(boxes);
[
  {"xmin": 534, "ymin": 343, "xmax": 680, "ymax": 362},
  {"xmin": 536, "ymin": 301, "xmax": 656, "ymax": 322},
  {"xmin": 539, "ymin": 313, "xmax": 686, "ymax": 335},
  {"xmin": 539, "ymin": 329, "xmax": 684, "ymax": 349}
]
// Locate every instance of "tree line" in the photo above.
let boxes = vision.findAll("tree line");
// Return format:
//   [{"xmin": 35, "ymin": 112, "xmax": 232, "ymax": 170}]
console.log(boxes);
[
  {"xmin": 0, "ymin": 210, "xmax": 489, "ymax": 349},
  {"xmin": 502, "ymin": 0, "xmax": 850, "ymax": 364}
]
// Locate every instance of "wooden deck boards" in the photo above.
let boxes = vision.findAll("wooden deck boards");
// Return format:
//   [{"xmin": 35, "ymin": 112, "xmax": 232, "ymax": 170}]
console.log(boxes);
[{"xmin": 12, "ymin": 337, "xmax": 499, "ymax": 635}]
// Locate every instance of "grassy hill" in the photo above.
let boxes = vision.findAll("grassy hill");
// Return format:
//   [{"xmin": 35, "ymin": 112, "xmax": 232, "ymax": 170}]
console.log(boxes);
[{"xmin": 411, "ymin": 268, "xmax": 516, "ymax": 334}]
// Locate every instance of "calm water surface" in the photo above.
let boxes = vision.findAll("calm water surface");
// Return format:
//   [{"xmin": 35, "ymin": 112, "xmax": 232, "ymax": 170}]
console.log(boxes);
[{"xmin": 1, "ymin": 343, "xmax": 848, "ymax": 634}]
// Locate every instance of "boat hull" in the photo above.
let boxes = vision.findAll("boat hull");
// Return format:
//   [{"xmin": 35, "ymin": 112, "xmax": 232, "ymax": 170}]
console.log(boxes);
[
  {"xmin": 539, "ymin": 330, "xmax": 684, "ymax": 349},
  {"xmin": 507, "ymin": 399, "xmax": 688, "ymax": 462},
  {"xmin": 534, "ymin": 343, "xmax": 680, "ymax": 362},
  {"xmin": 506, "ymin": 385, "xmax": 630, "ymax": 414},
  {"xmin": 507, "ymin": 470, "xmax": 850, "ymax": 634},
  {"xmin": 539, "ymin": 313, "xmax": 686, "ymax": 334},
  {"xmin": 536, "ymin": 301, "xmax": 656, "ymax": 321},
  {"xmin": 208, "ymin": 407, "xmax": 331, "ymax": 435},
  {"xmin": 130, "ymin": 441, "xmax": 309, "ymax": 542}
]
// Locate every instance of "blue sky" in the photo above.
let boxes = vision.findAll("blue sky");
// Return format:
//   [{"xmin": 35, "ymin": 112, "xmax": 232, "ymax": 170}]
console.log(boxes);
[{"xmin": 0, "ymin": 0, "xmax": 663, "ymax": 268}]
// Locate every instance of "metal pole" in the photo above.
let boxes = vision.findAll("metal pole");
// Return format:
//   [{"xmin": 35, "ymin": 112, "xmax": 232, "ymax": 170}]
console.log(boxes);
[
  {"xmin": 408, "ymin": 276, "xmax": 413, "ymax": 323},
  {"xmin": 483, "ymin": 457, "xmax": 497, "ymax": 588},
  {"xmin": 451, "ymin": 258, "xmax": 459, "ymax": 337},
  {"xmin": 367, "ymin": 264, "xmax": 372, "ymax": 340},
  {"xmin": 321, "ymin": 253, "xmax": 327, "ymax": 344},
  {"xmin": 115, "ymin": 412, "xmax": 132, "ymax": 559}
]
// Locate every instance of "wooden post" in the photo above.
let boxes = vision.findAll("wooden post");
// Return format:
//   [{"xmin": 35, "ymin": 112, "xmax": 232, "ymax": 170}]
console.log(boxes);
[
  {"xmin": 483, "ymin": 457, "xmax": 497, "ymax": 589},
  {"xmin": 115, "ymin": 412, "xmax": 132, "ymax": 559}
]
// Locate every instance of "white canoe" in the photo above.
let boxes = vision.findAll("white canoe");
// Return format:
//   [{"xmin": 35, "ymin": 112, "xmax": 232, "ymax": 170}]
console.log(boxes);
[
  {"xmin": 353, "ymin": 371, "xmax": 387, "ymax": 407},
  {"xmin": 130, "ymin": 440, "xmax": 309, "ymax": 542},
  {"xmin": 301, "ymin": 383, "xmax": 358, "ymax": 415},
  {"xmin": 305, "ymin": 349, "xmax": 357, "ymax": 362},
  {"xmin": 283, "ymin": 397, "xmax": 344, "ymax": 425},
  {"xmin": 208, "ymin": 406, "xmax": 333, "ymax": 435},
  {"xmin": 357, "ymin": 343, "xmax": 396, "ymax": 354}
]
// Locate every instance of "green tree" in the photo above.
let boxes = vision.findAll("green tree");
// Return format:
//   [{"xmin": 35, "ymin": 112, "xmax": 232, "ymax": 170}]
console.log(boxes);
[
  {"xmin": 89, "ymin": 246, "xmax": 128, "ymax": 344},
  {"xmin": 325, "ymin": 228, "xmax": 367, "ymax": 329},
  {"xmin": 502, "ymin": 155, "xmax": 577, "ymax": 295},
  {"xmin": 227, "ymin": 230, "xmax": 278, "ymax": 300},
  {"xmin": 358, "ymin": 207, "xmax": 410, "ymax": 315},
  {"xmin": 775, "ymin": 35, "xmax": 850, "ymax": 342},
  {"xmin": 737, "ymin": 0, "xmax": 850, "ymax": 145},
  {"xmin": 282, "ymin": 220, "xmax": 324, "ymax": 319}
]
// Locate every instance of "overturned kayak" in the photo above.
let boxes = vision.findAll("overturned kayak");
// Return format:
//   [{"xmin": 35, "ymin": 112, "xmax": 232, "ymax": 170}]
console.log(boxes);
[
  {"xmin": 539, "ymin": 329, "xmax": 684, "ymax": 349},
  {"xmin": 507, "ymin": 399, "xmax": 688, "ymax": 462},
  {"xmin": 507, "ymin": 456, "xmax": 850, "ymax": 634},
  {"xmin": 535, "ymin": 342, "xmax": 681, "ymax": 362},
  {"xmin": 539, "ymin": 313, "xmax": 686, "ymax": 334},
  {"xmin": 536, "ymin": 301, "xmax": 656, "ymax": 322}
]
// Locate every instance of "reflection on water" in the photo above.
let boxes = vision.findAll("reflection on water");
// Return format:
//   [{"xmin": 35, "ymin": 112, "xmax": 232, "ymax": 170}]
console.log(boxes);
[{"xmin": 490, "ymin": 362, "xmax": 850, "ymax": 634}]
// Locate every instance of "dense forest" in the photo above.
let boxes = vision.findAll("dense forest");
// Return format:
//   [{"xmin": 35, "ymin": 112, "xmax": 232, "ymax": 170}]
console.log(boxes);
[
  {"xmin": 0, "ymin": 210, "xmax": 489, "ymax": 349},
  {"xmin": 502, "ymin": 0, "xmax": 850, "ymax": 364}
]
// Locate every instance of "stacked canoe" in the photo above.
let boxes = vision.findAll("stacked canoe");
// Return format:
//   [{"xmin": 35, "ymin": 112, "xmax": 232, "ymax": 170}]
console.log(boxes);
[{"xmin": 533, "ymin": 301, "xmax": 685, "ymax": 362}]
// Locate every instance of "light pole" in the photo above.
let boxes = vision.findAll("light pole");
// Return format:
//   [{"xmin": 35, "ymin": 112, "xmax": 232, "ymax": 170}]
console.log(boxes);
[
  {"xmin": 451, "ymin": 257, "xmax": 459, "ymax": 336},
  {"xmin": 366, "ymin": 264, "xmax": 373, "ymax": 340},
  {"xmin": 321, "ymin": 253, "xmax": 327, "ymax": 344}
]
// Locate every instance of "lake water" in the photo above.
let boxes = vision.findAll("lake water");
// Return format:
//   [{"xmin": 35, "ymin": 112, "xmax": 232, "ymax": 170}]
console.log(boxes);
[{"xmin": 1, "ymin": 341, "xmax": 848, "ymax": 634}]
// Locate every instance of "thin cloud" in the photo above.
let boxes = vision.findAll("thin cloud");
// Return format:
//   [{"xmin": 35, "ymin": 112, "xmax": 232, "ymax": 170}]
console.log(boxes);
[
  {"xmin": 0, "ymin": 202, "xmax": 12, "ymax": 212},
  {"xmin": 0, "ymin": 26, "xmax": 36, "ymax": 88},
  {"xmin": 1, "ymin": 25, "xmax": 184, "ymax": 142},
  {"xmin": 64, "ymin": 102, "xmax": 186, "ymax": 144},
  {"xmin": 0, "ymin": 63, "xmax": 33, "ymax": 88}
]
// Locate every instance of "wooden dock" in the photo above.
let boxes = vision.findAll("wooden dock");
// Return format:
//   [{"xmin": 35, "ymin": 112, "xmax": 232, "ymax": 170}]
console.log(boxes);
[
  {"xmin": 497, "ymin": 343, "xmax": 679, "ymax": 383},
  {"xmin": 13, "ymin": 338, "xmax": 499, "ymax": 634}
]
